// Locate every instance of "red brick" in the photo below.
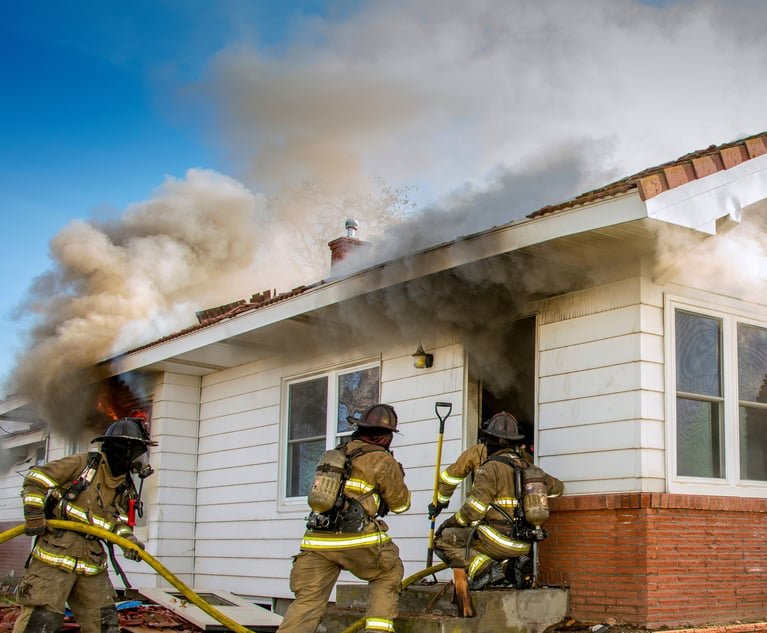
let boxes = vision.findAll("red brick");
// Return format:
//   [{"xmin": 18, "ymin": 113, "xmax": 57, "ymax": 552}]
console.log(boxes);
[
  {"xmin": 745, "ymin": 135, "xmax": 767, "ymax": 158},
  {"xmin": 720, "ymin": 144, "xmax": 750, "ymax": 169},
  {"xmin": 663, "ymin": 162, "xmax": 696, "ymax": 189},
  {"xmin": 692, "ymin": 153, "xmax": 725, "ymax": 178},
  {"xmin": 637, "ymin": 172, "xmax": 668, "ymax": 200}
]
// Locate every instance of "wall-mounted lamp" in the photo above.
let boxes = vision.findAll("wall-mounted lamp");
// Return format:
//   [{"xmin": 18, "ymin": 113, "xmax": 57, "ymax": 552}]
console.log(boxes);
[{"xmin": 412, "ymin": 343, "xmax": 433, "ymax": 369}]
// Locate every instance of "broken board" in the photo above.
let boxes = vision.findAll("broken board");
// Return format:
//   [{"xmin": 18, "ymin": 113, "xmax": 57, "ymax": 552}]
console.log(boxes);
[{"xmin": 137, "ymin": 587, "xmax": 283, "ymax": 632}]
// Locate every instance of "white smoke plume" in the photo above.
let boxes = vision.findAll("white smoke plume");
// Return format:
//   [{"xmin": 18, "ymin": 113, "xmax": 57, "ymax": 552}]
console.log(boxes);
[{"xmin": 7, "ymin": 0, "xmax": 767, "ymax": 428}]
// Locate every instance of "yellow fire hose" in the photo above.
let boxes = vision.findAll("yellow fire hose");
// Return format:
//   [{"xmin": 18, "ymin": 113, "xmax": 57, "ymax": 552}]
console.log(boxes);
[
  {"xmin": 1, "ymin": 521, "xmax": 447, "ymax": 633},
  {"xmin": 0, "ymin": 520, "xmax": 254, "ymax": 633},
  {"xmin": 339, "ymin": 562, "xmax": 448, "ymax": 633}
]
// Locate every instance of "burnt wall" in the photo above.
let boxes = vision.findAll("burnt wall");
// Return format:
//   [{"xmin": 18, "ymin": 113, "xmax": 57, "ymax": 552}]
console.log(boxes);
[{"xmin": 538, "ymin": 493, "xmax": 767, "ymax": 628}]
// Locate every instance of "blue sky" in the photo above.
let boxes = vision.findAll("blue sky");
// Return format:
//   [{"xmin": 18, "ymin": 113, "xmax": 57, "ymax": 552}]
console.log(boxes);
[{"xmin": 2, "ymin": 0, "xmax": 767, "ymax": 396}]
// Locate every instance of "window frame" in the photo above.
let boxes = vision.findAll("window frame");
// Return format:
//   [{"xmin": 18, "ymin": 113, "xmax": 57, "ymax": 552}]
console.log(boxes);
[
  {"xmin": 666, "ymin": 295, "xmax": 767, "ymax": 497},
  {"xmin": 278, "ymin": 358, "xmax": 382, "ymax": 510}
]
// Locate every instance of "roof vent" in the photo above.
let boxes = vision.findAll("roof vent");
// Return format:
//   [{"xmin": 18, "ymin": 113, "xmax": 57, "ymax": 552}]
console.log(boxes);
[{"xmin": 328, "ymin": 218, "xmax": 370, "ymax": 274}]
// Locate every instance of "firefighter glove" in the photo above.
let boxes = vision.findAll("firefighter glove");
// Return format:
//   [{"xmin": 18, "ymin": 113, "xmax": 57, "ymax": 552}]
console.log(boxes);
[
  {"xmin": 122, "ymin": 534, "xmax": 144, "ymax": 561},
  {"xmin": 24, "ymin": 508, "xmax": 46, "ymax": 536},
  {"xmin": 428, "ymin": 502, "xmax": 447, "ymax": 520}
]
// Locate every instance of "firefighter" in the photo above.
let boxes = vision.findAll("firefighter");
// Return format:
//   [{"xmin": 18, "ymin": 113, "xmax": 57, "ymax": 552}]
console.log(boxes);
[
  {"xmin": 432, "ymin": 412, "xmax": 563, "ymax": 592},
  {"xmin": 277, "ymin": 404, "xmax": 411, "ymax": 633},
  {"xmin": 13, "ymin": 417, "xmax": 156, "ymax": 633}
]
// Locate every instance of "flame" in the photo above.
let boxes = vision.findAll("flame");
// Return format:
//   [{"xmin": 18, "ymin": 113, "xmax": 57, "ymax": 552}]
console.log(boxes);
[{"xmin": 96, "ymin": 396, "xmax": 120, "ymax": 421}]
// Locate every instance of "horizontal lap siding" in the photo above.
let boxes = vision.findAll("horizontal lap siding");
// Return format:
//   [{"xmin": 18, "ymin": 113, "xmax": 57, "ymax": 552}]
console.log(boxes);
[
  {"xmin": 192, "ymin": 338, "xmax": 465, "ymax": 598},
  {"xmin": 538, "ymin": 277, "xmax": 666, "ymax": 494}
]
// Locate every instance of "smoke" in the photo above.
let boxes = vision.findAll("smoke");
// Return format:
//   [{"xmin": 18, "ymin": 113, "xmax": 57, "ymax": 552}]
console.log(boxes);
[
  {"xmin": 8, "ymin": 0, "xmax": 767, "ymax": 429},
  {"xmin": 7, "ymin": 169, "xmax": 269, "ymax": 433}
]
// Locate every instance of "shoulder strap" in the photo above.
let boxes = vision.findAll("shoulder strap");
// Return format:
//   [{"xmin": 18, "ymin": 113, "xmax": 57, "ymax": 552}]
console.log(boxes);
[{"xmin": 485, "ymin": 453, "xmax": 520, "ymax": 469}]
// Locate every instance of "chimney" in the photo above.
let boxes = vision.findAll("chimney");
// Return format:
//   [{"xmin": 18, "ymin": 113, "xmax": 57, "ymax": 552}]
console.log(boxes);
[{"xmin": 328, "ymin": 219, "xmax": 370, "ymax": 274}]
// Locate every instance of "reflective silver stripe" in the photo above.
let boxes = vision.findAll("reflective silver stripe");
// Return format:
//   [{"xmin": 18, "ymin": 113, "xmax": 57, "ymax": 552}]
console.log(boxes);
[
  {"xmin": 27, "ymin": 470, "xmax": 58, "ymax": 489},
  {"xmin": 23, "ymin": 493, "xmax": 46, "ymax": 508},
  {"xmin": 493, "ymin": 497, "xmax": 518, "ymax": 508},
  {"xmin": 468, "ymin": 554, "xmax": 492, "ymax": 580},
  {"xmin": 117, "ymin": 513, "xmax": 130, "ymax": 523},
  {"xmin": 344, "ymin": 479, "xmax": 375, "ymax": 494},
  {"xmin": 437, "ymin": 492, "xmax": 450, "ymax": 504},
  {"xmin": 366, "ymin": 618, "xmax": 395, "ymax": 632},
  {"xmin": 440, "ymin": 470, "xmax": 463, "ymax": 486},
  {"xmin": 301, "ymin": 531, "xmax": 391, "ymax": 550},
  {"xmin": 62, "ymin": 503, "xmax": 116, "ymax": 531},
  {"xmin": 115, "ymin": 525, "xmax": 132, "ymax": 537},
  {"xmin": 466, "ymin": 496, "xmax": 488, "ymax": 514},
  {"xmin": 477, "ymin": 525, "xmax": 531, "ymax": 554},
  {"xmin": 32, "ymin": 545, "xmax": 106, "ymax": 575}
]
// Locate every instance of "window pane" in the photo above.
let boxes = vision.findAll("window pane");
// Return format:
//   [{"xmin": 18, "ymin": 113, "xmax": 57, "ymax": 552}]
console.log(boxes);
[
  {"xmin": 288, "ymin": 377, "xmax": 328, "ymax": 441},
  {"xmin": 287, "ymin": 439, "xmax": 325, "ymax": 497},
  {"xmin": 738, "ymin": 324, "xmax": 767, "ymax": 404},
  {"xmin": 676, "ymin": 311, "xmax": 721, "ymax": 397},
  {"xmin": 676, "ymin": 397, "xmax": 723, "ymax": 478},
  {"xmin": 336, "ymin": 367, "xmax": 380, "ymax": 434},
  {"xmin": 740, "ymin": 406, "xmax": 767, "ymax": 481}
]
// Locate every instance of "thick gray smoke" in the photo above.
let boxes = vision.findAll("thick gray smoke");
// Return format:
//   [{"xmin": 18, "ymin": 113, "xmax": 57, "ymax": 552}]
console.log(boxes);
[{"xmin": 7, "ymin": 170, "xmax": 268, "ymax": 433}]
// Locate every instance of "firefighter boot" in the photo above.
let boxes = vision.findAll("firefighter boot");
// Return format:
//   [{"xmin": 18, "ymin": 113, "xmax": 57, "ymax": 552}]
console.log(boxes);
[
  {"xmin": 99, "ymin": 605, "xmax": 119, "ymax": 633},
  {"xmin": 468, "ymin": 561, "xmax": 505, "ymax": 590},
  {"xmin": 507, "ymin": 555, "xmax": 534, "ymax": 589},
  {"xmin": 13, "ymin": 606, "xmax": 64, "ymax": 633}
]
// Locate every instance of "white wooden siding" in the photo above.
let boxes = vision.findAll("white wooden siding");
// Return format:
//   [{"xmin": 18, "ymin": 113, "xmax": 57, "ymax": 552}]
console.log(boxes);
[
  {"xmin": 190, "ymin": 337, "xmax": 464, "ymax": 599},
  {"xmin": 537, "ymin": 276, "xmax": 666, "ymax": 494}
]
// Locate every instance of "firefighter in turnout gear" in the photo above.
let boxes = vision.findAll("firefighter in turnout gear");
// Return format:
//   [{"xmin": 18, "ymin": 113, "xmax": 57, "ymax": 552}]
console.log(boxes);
[
  {"xmin": 277, "ymin": 404, "xmax": 411, "ymax": 633},
  {"xmin": 13, "ymin": 417, "xmax": 156, "ymax": 633},
  {"xmin": 433, "ymin": 412, "xmax": 563, "ymax": 592}
]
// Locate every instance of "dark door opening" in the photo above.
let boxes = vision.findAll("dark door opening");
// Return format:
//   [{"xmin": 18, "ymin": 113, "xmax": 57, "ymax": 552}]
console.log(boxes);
[{"xmin": 475, "ymin": 315, "xmax": 536, "ymax": 447}]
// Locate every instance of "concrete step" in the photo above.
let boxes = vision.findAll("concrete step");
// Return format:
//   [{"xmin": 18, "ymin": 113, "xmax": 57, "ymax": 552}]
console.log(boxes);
[{"xmin": 320, "ymin": 582, "xmax": 569, "ymax": 633}]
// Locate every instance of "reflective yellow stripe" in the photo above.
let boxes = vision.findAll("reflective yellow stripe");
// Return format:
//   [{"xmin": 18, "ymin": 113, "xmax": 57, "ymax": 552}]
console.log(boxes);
[
  {"xmin": 117, "ymin": 513, "xmax": 129, "ymax": 523},
  {"xmin": 437, "ymin": 492, "xmax": 450, "ymax": 505},
  {"xmin": 455, "ymin": 511, "xmax": 468, "ymax": 526},
  {"xmin": 27, "ymin": 470, "xmax": 58, "ymax": 489},
  {"xmin": 466, "ymin": 496, "xmax": 488, "ymax": 514},
  {"xmin": 32, "ymin": 545, "xmax": 106, "ymax": 575},
  {"xmin": 366, "ymin": 618, "xmax": 395, "ymax": 632},
  {"xmin": 23, "ymin": 493, "xmax": 46, "ymax": 508},
  {"xmin": 493, "ymin": 497, "xmax": 518, "ymax": 508},
  {"xmin": 301, "ymin": 531, "xmax": 391, "ymax": 550},
  {"xmin": 344, "ymin": 479, "xmax": 375, "ymax": 494},
  {"xmin": 477, "ymin": 525, "xmax": 531, "ymax": 554},
  {"xmin": 468, "ymin": 554, "xmax": 492, "ymax": 580},
  {"xmin": 115, "ymin": 525, "xmax": 132, "ymax": 537},
  {"xmin": 440, "ymin": 470, "xmax": 463, "ymax": 486},
  {"xmin": 62, "ymin": 503, "xmax": 116, "ymax": 531},
  {"xmin": 390, "ymin": 492, "xmax": 411, "ymax": 514}
]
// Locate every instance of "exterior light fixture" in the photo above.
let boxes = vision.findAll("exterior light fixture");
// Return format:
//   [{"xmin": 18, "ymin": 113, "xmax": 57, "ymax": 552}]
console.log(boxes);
[{"xmin": 412, "ymin": 343, "xmax": 433, "ymax": 369}]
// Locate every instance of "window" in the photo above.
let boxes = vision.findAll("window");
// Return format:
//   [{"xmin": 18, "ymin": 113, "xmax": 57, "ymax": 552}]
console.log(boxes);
[
  {"xmin": 671, "ymin": 303, "xmax": 767, "ymax": 490},
  {"xmin": 285, "ymin": 364, "xmax": 380, "ymax": 499}
]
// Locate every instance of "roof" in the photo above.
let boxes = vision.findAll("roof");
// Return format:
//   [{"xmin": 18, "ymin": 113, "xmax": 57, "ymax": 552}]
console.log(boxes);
[{"xmin": 114, "ymin": 129, "xmax": 767, "ymax": 362}]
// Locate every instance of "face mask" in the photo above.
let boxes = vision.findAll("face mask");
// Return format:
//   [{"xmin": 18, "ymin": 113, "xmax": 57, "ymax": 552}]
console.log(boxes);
[{"xmin": 102, "ymin": 441, "xmax": 147, "ymax": 476}]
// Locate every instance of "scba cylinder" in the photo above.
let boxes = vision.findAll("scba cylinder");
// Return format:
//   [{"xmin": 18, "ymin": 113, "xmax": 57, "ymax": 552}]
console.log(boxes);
[
  {"xmin": 521, "ymin": 466, "xmax": 549, "ymax": 527},
  {"xmin": 308, "ymin": 449, "xmax": 347, "ymax": 513}
]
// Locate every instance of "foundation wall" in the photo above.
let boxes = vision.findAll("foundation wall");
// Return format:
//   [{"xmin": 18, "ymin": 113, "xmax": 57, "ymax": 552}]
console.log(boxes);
[{"xmin": 538, "ymin": 494, "xmax": 767, "ymax": 628}]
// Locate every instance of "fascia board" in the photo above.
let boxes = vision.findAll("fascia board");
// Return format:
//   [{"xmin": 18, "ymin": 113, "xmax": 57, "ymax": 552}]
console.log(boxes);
[
  {"xmin": 1, "ymin": 428, "xmax": 45, "ymax": 449},
  {"xmin": 0, "ymin": 395, "xmax": 30, "ymax": 416},
  {"xmin": 645, "ymin": 152, "xmax": 767, "ymax": 234},
  {"xmin": 113, "ymin": 191, "xmax": 648, "ymax": 373}
]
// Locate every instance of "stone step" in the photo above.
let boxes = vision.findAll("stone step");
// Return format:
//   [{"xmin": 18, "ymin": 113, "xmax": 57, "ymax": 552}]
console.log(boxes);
[{"xmin": 321, "ymin": 582, "xmax": 569, "ymax": 633}]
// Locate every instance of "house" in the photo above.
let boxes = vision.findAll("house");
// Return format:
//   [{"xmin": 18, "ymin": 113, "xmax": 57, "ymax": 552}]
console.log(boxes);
[{"xmin": 1, "ymin": 131, "xmax": 767, "ymax": 629}]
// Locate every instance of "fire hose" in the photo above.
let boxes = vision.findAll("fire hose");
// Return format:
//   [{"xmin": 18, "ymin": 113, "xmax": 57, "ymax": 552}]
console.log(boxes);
[
  {"xmin": 0, "ymin": 520, "xmax": 254, "ymax": 633},
  {"xmin": 1, "ymin": 521, "xmax": 448, "ymax": 633}
]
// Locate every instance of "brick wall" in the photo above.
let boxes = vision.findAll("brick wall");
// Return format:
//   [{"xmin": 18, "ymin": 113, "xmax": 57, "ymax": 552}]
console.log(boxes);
[
  {"xmin": 537, "ymin": 494, "xmax": 767, "ymax": 628},
  {"xmin": 0, "ymin": 521, "xmax": 32, "ymax": 584}
]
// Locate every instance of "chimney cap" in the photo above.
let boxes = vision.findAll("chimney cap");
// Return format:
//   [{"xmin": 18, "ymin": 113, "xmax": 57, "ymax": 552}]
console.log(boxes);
[{"xmin": 345, "ymin": 218, "xmax": 359, "ymax": 238}]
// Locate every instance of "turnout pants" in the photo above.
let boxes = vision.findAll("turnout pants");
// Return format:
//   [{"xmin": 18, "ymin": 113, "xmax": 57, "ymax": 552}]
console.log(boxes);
[
  {"xmin": 277, "ymin": 540, "xmax": 404, "ymax": 633},
  {"xmin": 12, "ymin": 557, "xmax": 118, "ymax": 633},
  {"xmin": 434, "ymin": 526, "xmax": 530, "ymax": 581}
]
